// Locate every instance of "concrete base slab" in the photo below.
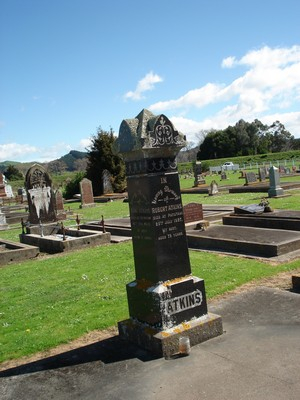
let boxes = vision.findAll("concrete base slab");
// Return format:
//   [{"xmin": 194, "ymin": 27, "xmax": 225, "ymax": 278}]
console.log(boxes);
[
  {"xmin": 118, "ymin": 313, "xmax": 223, "ymax": 358},
  {"xmin": 187, "ymin": 225, "xmax": 300, "ymax": 257}
]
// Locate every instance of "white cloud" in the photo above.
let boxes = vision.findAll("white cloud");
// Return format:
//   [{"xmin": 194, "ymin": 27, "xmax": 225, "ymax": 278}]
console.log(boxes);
[
  {"xmin": 0, "ymin": 143, "xmax": 38, "ymax": 162},
  {"xmin": 149, "ymin": 45, "xmax": 300, "ymax": 138},
  {"xmin": 222, "ymin": 56, "xmax": 236, "ymax": 68},
  {"xmin": 124, "ymin": 71, "xmax": 163, "ymax": 100},
  {"xmin": 0, "ymin": 142, "xmax": 73, "ymax": 163},
  {"xmin": 79, "ymin": 138, "xmax": 93, "ymax": 151}
]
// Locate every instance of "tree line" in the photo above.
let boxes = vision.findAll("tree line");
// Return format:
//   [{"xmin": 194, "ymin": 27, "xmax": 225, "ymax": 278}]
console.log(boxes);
[{"xmin": 197, "ymin": 119, "xmax": 299, "ymax": 160}]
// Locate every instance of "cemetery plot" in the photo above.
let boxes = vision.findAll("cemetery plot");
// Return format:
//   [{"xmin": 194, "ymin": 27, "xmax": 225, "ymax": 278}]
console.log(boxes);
[
  {"xmin": 0, "ymin": 240, "xmax": 39, "ymax": 266},
  {"xmin": 223, "ymin": 210, "xmax": 300, "ymax": 231},
  {"xmin": 20, "ymin": 226, "xmax": 111, "ymax": 254},
  {"xmin": 187, "ymin": 225, "xmax": 300, "ymax": 258}
]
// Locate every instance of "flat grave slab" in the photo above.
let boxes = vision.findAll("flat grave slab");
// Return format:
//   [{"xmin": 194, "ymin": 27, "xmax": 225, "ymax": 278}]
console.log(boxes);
[
  {"xmin": 0, "ymin": 240, "xmax": 39, "ymax": 266},
  {"xmin": 186, "ymin": 225, "xmax": 300, "ymax": 257},
  {"xmin": 223, "ymin": 210, "xmax": 300, "ymax": 231}
]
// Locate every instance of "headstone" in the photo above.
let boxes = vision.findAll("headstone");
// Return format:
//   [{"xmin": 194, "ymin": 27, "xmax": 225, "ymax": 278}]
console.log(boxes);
[
  {"xmin": 0, "ymin": 173, "xmax": 6, "ymax": 198},
  {"xmin": 239, "ymin": 170, "xmax": 246, "ymax": 179},
  {"xmin": 116, "ymin": 109, "xmax": 222, "ymax": 358},
  {"xmin": 79, "ymin": 178, "xmax": 95, "ymax": 208},
  {"xmin": 183, "ymin": 203, "xmax": 203, "ymax": 223},
  {"xmin": 102, "ymin": 169, "xmax": 114, "ymax": 194},
  {"xmin": 268, "ymin": 166, "xmax": 284, "ymax": 197},
  {"xmin": 220, "ymin": 172, "xmax": 227, "ymax": 180},
  {"xmin": 258, "ymin": 168, "xmax": 266, "ymax": 182},
  {"xmin": 55, "ymin": 190, "xmax": 66, "ymax": 220},
  {"xmin": 17, "ymin": 188, "xmax": 27, "ymax": 203},
  {"xmin": 193, "ymin": 161, "xmax": 205, "ymax": 186},
  {"xmin": 209, "ymin": 180, "xmax": 219, "ymax": 196},
  {"xmin": 25, "ymin": 164, "xmax": 57, "ymax": 224},
  {"xmin": 245, "ymin": 171, "xmax": 257, "ymax": 185},
  {"xmin": 0, "ymin": 208, "xmax": 8, "ymax": 230}
]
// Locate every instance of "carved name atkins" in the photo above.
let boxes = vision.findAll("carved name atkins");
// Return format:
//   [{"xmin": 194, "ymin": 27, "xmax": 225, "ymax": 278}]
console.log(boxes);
[{"xmin": 165, "ymin": 290, "xmax": 203, "ymax": 315}]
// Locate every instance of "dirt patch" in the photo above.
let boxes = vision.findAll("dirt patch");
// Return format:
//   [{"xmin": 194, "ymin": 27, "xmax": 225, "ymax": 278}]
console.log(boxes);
[{"xmin": 1, "ymin": 268, "xmax": 299, "ymax": 372}]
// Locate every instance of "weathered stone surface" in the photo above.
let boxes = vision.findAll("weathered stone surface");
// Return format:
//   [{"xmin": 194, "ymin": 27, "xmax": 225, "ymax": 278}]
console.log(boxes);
[
  {"xmin": 118, "ymin": 313, "xmax": 223, "ymax": 358},
  {"xmin": 25, "ymin": 164, "xmax": 57, "ymax": 224},
  {"xmin": 80, "ymin": 178, "xmax": 95, "ymax": 208}
]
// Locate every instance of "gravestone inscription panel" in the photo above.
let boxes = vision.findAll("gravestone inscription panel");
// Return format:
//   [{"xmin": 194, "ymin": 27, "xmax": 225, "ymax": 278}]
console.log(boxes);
[{"xmin": 116, "ymin": 109, "xmax": 222, "ymax": 356}]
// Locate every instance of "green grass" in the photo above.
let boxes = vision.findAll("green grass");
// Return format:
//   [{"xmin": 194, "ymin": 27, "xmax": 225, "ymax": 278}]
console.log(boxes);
[
  {"xmin": 1, "ymin": 243, "xmax": 299, "ymax": 363},
  {"xmin": 1, "ymin": 175, "xmax": 300, "ymax": 363}
]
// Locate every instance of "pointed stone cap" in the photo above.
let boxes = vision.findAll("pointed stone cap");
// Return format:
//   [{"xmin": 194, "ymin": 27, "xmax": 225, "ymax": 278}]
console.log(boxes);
[{"xmin": 115, "ymin": 109, "xmax": 187, "ymax": 161}]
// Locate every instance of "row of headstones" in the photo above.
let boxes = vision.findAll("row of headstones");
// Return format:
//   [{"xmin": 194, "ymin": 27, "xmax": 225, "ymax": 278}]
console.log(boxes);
[{"xmin": 0, "ymin": 165, "xmax": 115, "ymax": 227}]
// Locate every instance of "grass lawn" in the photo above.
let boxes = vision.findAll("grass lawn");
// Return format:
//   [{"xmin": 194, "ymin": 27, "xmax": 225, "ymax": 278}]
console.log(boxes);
[{"xmin": 1, "ymin": 175, "xmax": 300, "ymax": 363}]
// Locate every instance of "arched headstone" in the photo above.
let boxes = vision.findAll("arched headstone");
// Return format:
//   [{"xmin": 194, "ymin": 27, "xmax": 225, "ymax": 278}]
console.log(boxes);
[{"xmin": 25, "ymin": 164, "xmax": 56, "ymax": 224}]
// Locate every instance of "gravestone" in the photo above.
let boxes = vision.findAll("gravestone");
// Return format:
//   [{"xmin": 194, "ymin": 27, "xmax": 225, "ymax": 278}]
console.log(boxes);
[
  {"xmin": 268, "ymin": 166, "xmax": 284, "ymax": 197},
  {"xmin": 0, "ymin": 208, "xmax": 8, "ymax": 230},
  {"xmin": 102, "ymin": 169, "xmax": 114, "ymax": 194},
  {"xmin": 116, "ymin": 109, "xmax": 222, "ymax": 358},
  {"xmin": 209, "ymin": 180, "xmax": 219, "ymax": 196},
  {"xmin": 79, "ymin": 178, "xmax": 95, "ymax": 208},
  {"xmin": 55, "ymin": 190, "xmax": 66, "ymax": 220},
  {"xmin": 220, "ymin": 171, "xmax": 227, "ymax": 180},
  {"xmin": 183, "ymin": 203, "xmax": 203, "ymax": 223},
  {"xmin": 258, "ymin": 168, "xmax": 266, "ymax": 182},
  {"xmin": 17, "ymin": 188, "xmax": 27, "ymax": 203},
  {"xmin": 245, "ymin": 171, "xmax": 257, "ymax": 185},
  {"xmin": 193, "ymin": 161, "xmax": 205, "ymax": 186},
  {"xmin": 25, "ymin": 164, "xmax": 56, "ymax": 224},
  {"xmin": 0, "ymin": 174, "xmax": 6, "ymax": 198}
]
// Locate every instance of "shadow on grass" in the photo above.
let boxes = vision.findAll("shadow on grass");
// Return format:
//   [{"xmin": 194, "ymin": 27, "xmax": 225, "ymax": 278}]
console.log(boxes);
[{"xmin": 0, "ymin": 335, "xmax": 159, "ymax": 378}]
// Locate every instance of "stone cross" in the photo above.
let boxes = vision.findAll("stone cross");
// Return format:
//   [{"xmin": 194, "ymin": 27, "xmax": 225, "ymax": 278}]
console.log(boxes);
[{"xmin": 116, "ymin": 109, "xmax": 222, "ymax": 358}]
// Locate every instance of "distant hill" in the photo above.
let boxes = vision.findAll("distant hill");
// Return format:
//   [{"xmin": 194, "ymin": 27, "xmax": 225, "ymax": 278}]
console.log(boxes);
[
  {"xmin": 57, "ymin": 150, "xmax": 88, "ymax": 170},
  {"xmin": 0, "ymin": 150, "xmax": 88, "ymax": 174}
]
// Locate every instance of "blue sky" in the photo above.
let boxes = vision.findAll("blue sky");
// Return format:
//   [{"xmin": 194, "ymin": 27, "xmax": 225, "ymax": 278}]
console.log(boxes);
[{"xmin": 1, "ymin": 0, "xmax": 300, "ymax": 162}]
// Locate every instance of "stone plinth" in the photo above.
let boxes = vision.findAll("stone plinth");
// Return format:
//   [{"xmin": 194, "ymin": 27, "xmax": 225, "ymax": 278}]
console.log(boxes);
[{"xmin": 118, "ymin": 312, "xmax": 223, "ymax": 359}]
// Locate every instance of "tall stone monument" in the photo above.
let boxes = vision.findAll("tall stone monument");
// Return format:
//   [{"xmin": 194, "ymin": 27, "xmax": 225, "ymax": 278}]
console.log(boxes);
[
  {"xmin": 116, "ymin": 109, "xmax": 222, "ymax": 357},
  {"xmin": 268, "ymin": 166, "xmax": 284, "ymax": 197},
  {"xmin": 25, "ymin": 164, "xmax": 57, "ymax": 224}
]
